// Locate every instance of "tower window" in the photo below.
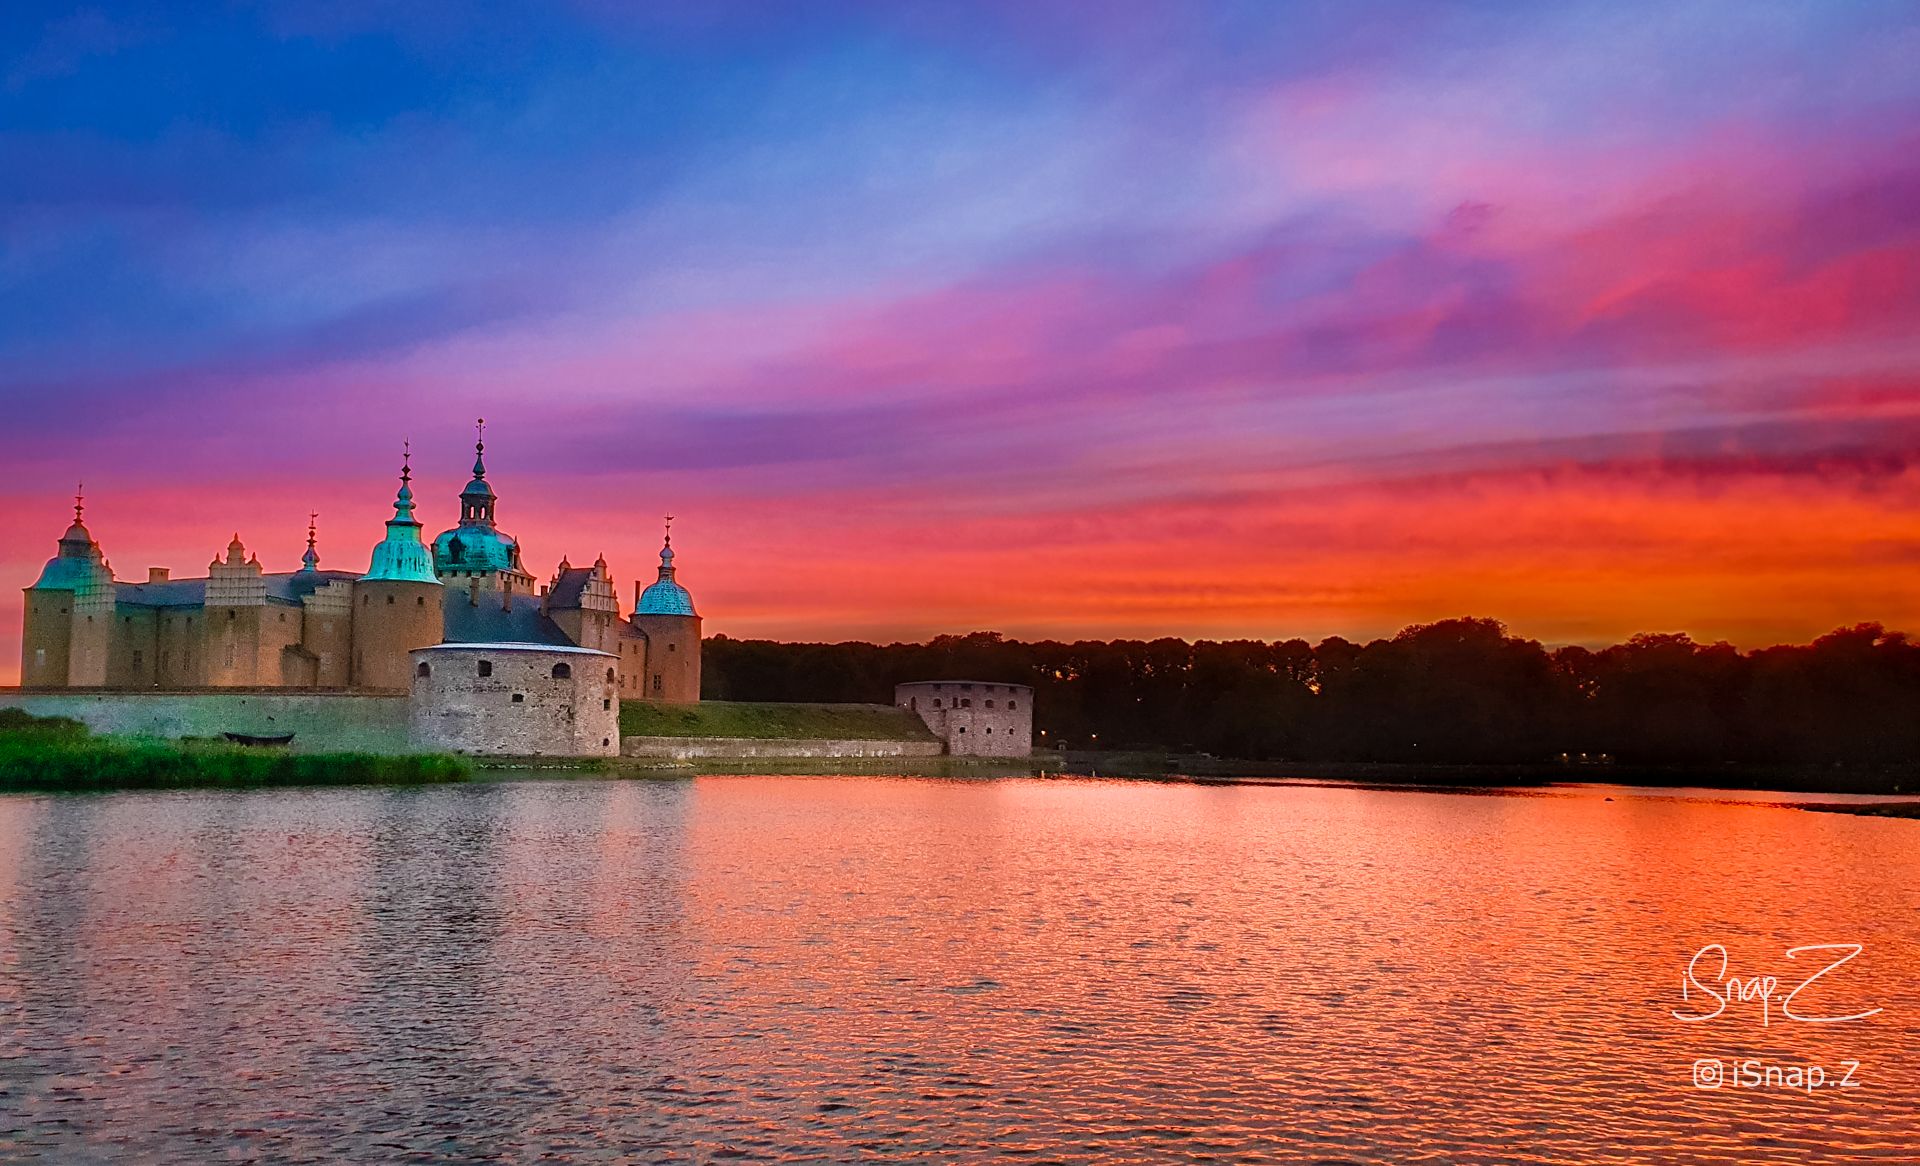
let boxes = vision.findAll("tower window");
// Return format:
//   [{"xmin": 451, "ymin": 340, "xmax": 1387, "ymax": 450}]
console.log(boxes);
[
  {"xmin": 606, "ymin": 668, "xmax": 616, "ymax": 682},
  {"xmin": 985, "ymin": 700, "xmax": 994, "ymax": 709},
  {"xmin": 478, "ymin": 660, "xmax": 493, "ymax": 677},
  {"xmin": 668, "ymin": 643, "xmax": 676, "ymax": 652},
  {"xmin": 416, "ymin": 662, "xmax": 431, "ymax": 678},
  {"xmin": 603, "ymin": 699, "xmax": 612, "ymax": 710},
  {"xmin": 386, "ymin": 595, "xmax": 395, "ymax": 605},
  {"xmin": 961, "ymin": 699, "xmax": 971, "ymax": 708},
  {"xmin": 417, "ymin": 596, "xmax": 425, "ymax": 606},
  {"xmin": 933, "ymin": 699, "xmax": 942, "ymax": 709},
  {"xmin": 551, "ymin": 662, "xmax": 572, "ymax": 679},
  {"xmin": 1008, "ymin": 701, "xmax": 1017, "ymax": 711},
  {"xmin": 512, "ymin": 693, "xmax": 524, "ymax": 703}
]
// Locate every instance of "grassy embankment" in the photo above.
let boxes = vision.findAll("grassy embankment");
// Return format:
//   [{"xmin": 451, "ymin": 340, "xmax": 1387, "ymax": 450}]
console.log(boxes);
[
  {"xmin": 621, "ymin": 700, "xmax": 937, "ymax": 741},
  {"xmin": 0, "ymin": 709, "xmax": 470, "ymax": 793}
]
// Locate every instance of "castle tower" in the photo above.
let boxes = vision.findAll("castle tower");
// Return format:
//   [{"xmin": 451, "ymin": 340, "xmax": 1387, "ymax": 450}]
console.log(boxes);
[
  {"xmin": 430, "ymin": 419, "xmax": 536, "ymax": 593},
  {"xmin": 627, "ymin": 518, "xmax": 701, "ymax": 703},
  {"xmin": 204, "ymin": 533, "xmax": 270, "ymax": 685},
  {"xmin": 20, "ymin": 487, "xmax": 115, "ymax": 688},
  {"xmin": 355, "ymin": 447, "xmax": 446, "ymax": 690}
]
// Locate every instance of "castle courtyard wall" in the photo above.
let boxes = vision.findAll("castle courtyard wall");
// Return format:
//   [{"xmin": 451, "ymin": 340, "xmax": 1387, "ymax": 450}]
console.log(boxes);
[
  {"xmin": 0, "ymin": 690, "xmax": 411, "ymax": 753},
  {"xmin": 620, "ymin": 735, "xmax": 945, "ymax": 760}
]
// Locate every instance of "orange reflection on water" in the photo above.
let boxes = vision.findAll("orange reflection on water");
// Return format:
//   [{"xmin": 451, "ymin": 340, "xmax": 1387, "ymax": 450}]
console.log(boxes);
[{"xmin": 0, "ymin": 777, "xmax": 1915, "ymax": 1161}]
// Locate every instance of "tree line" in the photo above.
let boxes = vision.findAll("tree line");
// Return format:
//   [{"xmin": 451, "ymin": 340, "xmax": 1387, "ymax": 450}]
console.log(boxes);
[{"xmin": 701, "ymin": 619, "xmax": 1920, "ymax": 769}]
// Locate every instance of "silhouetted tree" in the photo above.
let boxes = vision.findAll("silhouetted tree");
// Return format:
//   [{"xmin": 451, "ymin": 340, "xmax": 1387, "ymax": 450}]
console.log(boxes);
[{"xmin": 698, "ymin": 620, "xmax": 1920, "ymax": 777}]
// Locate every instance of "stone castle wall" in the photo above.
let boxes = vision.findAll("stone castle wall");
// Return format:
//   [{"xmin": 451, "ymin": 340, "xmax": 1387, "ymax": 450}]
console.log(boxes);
[
  {"xmin": 409, "ymin": 645, "xmax": 619, "ymax": 757},
  {"xmin": 0, "ymin": 689, "xmax": 411, "ymax": 753},
  {"xmin": 896, "ymin": 681, "xmax": 1034, "ymax": 757},
  {"xmin": 620, "ymin": 735, "xmax": 945, "ymax": 760}
]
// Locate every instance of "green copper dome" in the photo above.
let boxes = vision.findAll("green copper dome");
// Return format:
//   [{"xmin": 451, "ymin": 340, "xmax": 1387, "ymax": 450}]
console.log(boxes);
[
  {"xmin": 31, "ymin": 499, "xmax": 108, "ymax": 590},
  {"xmin": 431, "ymin": 524, "xmax": 524, "ymax": 574},
  {"xmin": 362, "ymin": 452, "xmax": 441, "ymax": 584},
  {"xmin": 636, "ymin": 536, "xmax": 697, "ymax": 617},
  {"xmin": 430, "ymin": 423, "xmax": 525, "ymax": 576}
]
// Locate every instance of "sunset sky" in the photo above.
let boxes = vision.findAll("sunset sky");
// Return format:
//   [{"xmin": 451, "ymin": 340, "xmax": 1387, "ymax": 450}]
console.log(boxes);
[{"xmin": 5, "ymin": 1, "xmax": 1920, "ymax": 680}]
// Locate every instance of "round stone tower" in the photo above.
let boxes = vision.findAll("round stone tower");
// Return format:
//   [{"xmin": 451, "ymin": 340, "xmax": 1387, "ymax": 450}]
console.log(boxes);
[
  {"xmin": 409, "ymin": 642, "xmax": 619, "ymax": 757},
  {"xmin": 20, "ymin": 489, "xmax": 114, "ymax": 688},
  {"xmin": 628, "ymin": 520, "xmax": 701, "ymax": 703},
  {"xmin": 353, "ymin": 449, "xmax": 444, "ymax": 691}
]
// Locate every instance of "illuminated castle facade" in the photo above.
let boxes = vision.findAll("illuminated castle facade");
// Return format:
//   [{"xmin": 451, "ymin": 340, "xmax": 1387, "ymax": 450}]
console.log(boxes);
[{"xmin": 19, "ymin": 429, "xmax": 702, "ymax": 702}]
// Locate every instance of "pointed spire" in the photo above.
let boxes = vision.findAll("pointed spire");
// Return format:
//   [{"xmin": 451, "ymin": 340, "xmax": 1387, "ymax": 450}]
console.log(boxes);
[
  {"xmin": 391, "ymin": 441, "xmax": 419, "ymax": 524},
  {"xmin": 458, "ymin": 418, "xmax": 498, "ymax": 522},
  {"xmin": 301, "ymin": 511, "xmax": 320, "ymax": 572},
  {"xmin": 635, "ymin": 514, "xmax": 696, "ymax": 616},
  {"xmin": 60, "ymin": 481, "xmax": 93, "ymax": 547},
  {"xmin": 363, "ymin": 441, "xmax": 439, "ymax": 585}
]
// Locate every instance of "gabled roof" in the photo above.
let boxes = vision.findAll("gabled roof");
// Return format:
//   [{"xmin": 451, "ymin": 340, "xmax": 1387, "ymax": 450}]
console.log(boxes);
[{"xmin": 546, "ymin": 566, "xmax": 593, "ymax": 608}]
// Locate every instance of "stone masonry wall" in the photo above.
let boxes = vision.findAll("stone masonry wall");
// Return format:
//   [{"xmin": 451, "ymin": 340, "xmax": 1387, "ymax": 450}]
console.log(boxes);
[
  {"xmin": 895, "ymin": 681, "xmax": 1033, "ymax": 757},
  {"xmin": 0, "ymin": 689, "xmax": 410, "ymax": 753},
  {"xmin": 409, "ymin": 646, "xmax": 619, "ymax": 757},
  {"xmin": 620, "ymin": 735, "xmax": 946, "ymax": 760}
]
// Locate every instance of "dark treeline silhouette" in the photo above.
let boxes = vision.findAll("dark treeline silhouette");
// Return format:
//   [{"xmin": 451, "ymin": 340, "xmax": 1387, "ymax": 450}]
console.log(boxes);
[{"xmin": 702, "ymin": 619, "xmax": 1920, "ymax": 770}]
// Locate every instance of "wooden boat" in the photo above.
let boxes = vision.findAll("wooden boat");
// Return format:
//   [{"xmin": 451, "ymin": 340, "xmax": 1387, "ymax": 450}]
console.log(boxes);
[{"xmin": 223, "ymin": 731, "xmax": 295, "ymax": 747}]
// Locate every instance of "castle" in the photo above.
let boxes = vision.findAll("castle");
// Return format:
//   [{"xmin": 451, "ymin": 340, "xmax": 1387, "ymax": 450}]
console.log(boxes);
[{"xmin": 19, "ymin": 426, "xmax": 701, "ymax": 704}]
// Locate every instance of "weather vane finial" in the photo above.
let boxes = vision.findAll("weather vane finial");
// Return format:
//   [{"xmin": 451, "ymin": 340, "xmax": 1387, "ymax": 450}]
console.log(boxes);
[
  {"xmin": 664, "ymin": 513, "xmax": 675, "ymax": 545},
  {"xmin": 401, "ymin": 439, "xmax": 413, "ymax": 483},
  {"xmin": 74, "ymin": 482, "xmax": 84, "ymax": 522}
]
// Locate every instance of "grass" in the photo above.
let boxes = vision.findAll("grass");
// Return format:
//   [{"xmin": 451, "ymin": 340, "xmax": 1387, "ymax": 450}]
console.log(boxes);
[
  {"xmin": 0, "ymin": 709, "xmax": 470, "ymax": 793},
  {"xmin": 620, "ymin": 700, "xmax": 938, "ymax": 742}
]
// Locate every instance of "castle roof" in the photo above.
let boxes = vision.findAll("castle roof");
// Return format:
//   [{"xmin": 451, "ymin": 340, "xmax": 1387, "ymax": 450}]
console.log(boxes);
[
  {"xmin": 31, "ymin": 493, "xmax": 108, "ymax": 591},
  {"xmin": 31, "ymin": 551, "xmax": 103, "ymax": 591},
  {"xmin": 364, "ymin": 448, "xmax": 440, "ymax": 584},
  {"xmin": 432, "ymin": 525, "xmax": 525, "ymax": 575},
  {"xmin": 547, "ymin": 565, "xmax": 594, "ymax": 608},
  {"xmin": 111, "ymin": 571, "xmax": 362, "ymax": 609},
  {"xmin": 412, "ymin": 641, "xmax": 617, "ymax": 657},
  {"xmin": 441, "ymin": 588, "xmax": 573, "ymax": 646}
]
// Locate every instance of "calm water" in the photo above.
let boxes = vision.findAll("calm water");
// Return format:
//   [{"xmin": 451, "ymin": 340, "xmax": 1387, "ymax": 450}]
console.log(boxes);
[{"xmin": 1, "ymin": 776, "xmax": 1916, "ymax": 1164}]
